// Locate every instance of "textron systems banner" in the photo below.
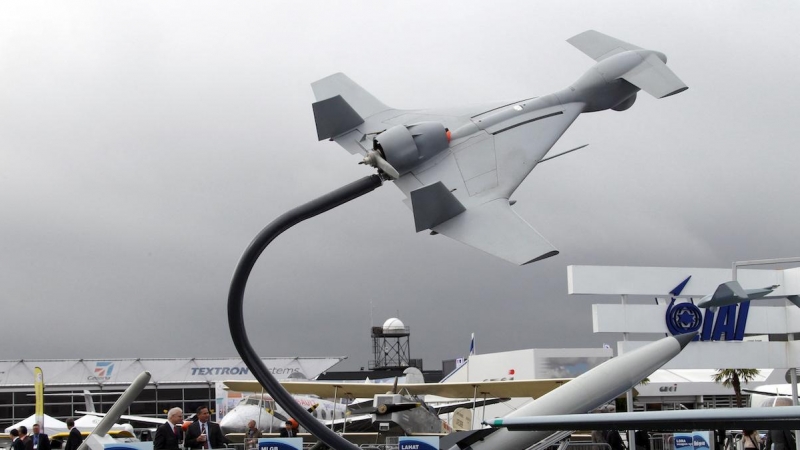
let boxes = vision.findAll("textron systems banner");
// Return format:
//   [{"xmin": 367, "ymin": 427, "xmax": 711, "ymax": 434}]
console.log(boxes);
[{"xmin": 0, "ymin": 358, "xmax": 343, "ymax": 385}]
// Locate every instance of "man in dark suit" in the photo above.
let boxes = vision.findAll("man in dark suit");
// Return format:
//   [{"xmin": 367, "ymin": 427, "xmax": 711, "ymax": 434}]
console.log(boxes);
[
  {"xmin": 10, "ymin": 429, "xmax": 23, "ymax": 450},
  {"xmin": 184, "ymin": 406, "xmax": 230, "ymax": 449},
  {"xmin": 32, "ymin": 423, "xmax": 50, "ymax": 450},
  {"xmin": 63, "ymin": 419, "xmax": 83, "ymax": 450},
  {"xmin": 278, "ymin": 421, "xmax": 295, "ymax": 438},
  {"xmin": 154, "ymin": 407, "xmax": 184, "ymax": 450},
  {"xmin": 19, "ymin": 426, "xmax": 33, "ymax": 450}
]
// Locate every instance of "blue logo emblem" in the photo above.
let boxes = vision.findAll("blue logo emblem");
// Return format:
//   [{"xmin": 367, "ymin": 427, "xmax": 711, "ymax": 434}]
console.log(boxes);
[
  {"xmin": 664, "ymin": 276, "xmax": 749, "ymax": 341},
  {"xmin": 88, "ymin": 361, "xmax": 115, "ymax": 381},
  {"xmin": 666, "ymin": 301, "xmax": 703, "ymax": 335}
]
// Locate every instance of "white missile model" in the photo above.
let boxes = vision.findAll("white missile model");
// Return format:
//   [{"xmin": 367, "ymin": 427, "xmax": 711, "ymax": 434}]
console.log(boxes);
[
  {"xmin": 442, "ymin": 333, "xmax": 695, "ymax": 450},
  {"xmin": 77, "ymin": 371, "xmax": 151, "ymax": 450}
]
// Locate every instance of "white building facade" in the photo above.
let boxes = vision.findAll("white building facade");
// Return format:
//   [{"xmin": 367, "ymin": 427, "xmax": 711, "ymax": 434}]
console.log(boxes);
[
  {"xmin": 0, "ymin": 357, "xmax": 344, "ymax": 430},
  {"xmin": 568, "ymin": 264, "xmax": 800, "ymax": 409}
]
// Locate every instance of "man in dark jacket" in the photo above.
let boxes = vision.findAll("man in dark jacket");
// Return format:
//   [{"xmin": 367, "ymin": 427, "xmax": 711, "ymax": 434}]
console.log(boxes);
[
  {"xmin": 19, "ymin": 426, "xmax": 33, "ymax": 450},
  {"xmin": 10, "ymin": 429, "xmax": 23, "ymax": 450},
  {"xmin": 184, "ymin": 406, "xmax": 230, "ymax": 449},
  {"xmin": 63, "ymin": 419, "xmax": 82, "ymax": 450},
  {"xmin": 32, "ymin": 424, "xmax": 50, "ymax": 450},
  {"xmin": 279, "ymin": 422, "xmax": 296, "ymax": 438},
  {"xmin": 154, "ymin": 407, "xmax": 184, "ymax": 450}
]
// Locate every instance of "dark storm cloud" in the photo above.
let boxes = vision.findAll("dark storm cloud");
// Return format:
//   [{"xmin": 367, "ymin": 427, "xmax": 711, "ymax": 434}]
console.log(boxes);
[{"xmin": 2, "ymin": 1, "xmax": 799, "ymax": 369}]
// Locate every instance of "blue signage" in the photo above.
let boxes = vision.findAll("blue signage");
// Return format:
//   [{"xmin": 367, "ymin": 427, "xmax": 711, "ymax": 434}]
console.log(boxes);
[
  {"xmin": 104, "ymin": 443, "xmax": 153, "ymax": 450},
  {"xmin": 257, "ymin": 438, "xmax": 302, "ymax": 450},
  {"xmin": 664, "ymin": 277, "xmax": 750, "ymax": 341},
  {"xmin": 398, "ymin": 436, "xmax": 439, "ymax": 450},
  {"xmin": 673, "ymin": 432, "xmax": 710, "ymax": 450}
]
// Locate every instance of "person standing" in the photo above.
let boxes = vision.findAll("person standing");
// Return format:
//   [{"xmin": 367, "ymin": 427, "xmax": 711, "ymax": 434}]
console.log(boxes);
[
  {"xmin": 64, "ymin": 419, "xmax": 83, "ymax": 450},
  {"xmin": 32, "ymin": 423, "xmax": 50, "ymax": 450},
  {"xmin": 20, "ymin": 426, "xmax": 33, "ymax": 450},
  {"xmin": 279, "ymin": 421, "xmax": 295, "ymax": 438},
  {"xmin": 10, "ymin": 429, "xmax": 23, "ymax": 450},
  {"xmin": 154, "ymin": 407, "xmax": 184, "ymax": 450},
  {"xmin": 765, "ymin": 429, "xmax": 795, "ymax": 450},
  {"xmin": 635, "ymin": 430, "xmax": 651, "ymax": 450},
  {"xmin": 185, "ymin": 406, "xmax": 230, "ymax": 449},
  {"xmin": 245, "ymin": 420, "xmax": 261, "ymax": 450},
  {"xmin": 743, "ymin": 430, "xmax": 762, "ymax": 450},
  {"xmin": 604, "ymin": 429, "xmax": 626, "ymax": 450}
]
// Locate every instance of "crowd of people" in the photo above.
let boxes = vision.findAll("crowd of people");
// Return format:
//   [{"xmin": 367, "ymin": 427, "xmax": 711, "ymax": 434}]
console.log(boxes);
[
  {"xmin": 7, "ymin": 412, "xmax": 797, "ymax": 450},
  {"xmin": 5, "ymin": 404, "xmax": 310, "ymax": 450},
  {"xmin": 7, "ymin": 420, "xmax": 76, "ymax": 450},
  {"xmin": 153, "ymin": 406, "xmax": 232, "ymax": 450}
]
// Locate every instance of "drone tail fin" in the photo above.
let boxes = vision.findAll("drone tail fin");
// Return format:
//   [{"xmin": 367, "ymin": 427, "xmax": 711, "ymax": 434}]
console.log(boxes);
[
  {"xmin": 568, "ymin": 30, "xmax": 642, "ymax": 61},
  {"xmin": 569, "ymin": 30, "xmax": 688, "ymax": 99}
]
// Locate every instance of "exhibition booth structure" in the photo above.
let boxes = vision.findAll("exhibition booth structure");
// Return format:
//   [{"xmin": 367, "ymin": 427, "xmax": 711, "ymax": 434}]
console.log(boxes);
[
  {"xmin": 569, "ymin": 264, "xmax": 800, "ymax": 408},
  {"xmin": 0, "ymin": 357, "xmax": 344, "ymax": 430}
]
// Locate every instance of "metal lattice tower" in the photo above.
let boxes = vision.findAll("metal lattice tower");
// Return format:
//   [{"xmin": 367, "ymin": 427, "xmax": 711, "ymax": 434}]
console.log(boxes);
[{"xmin": 369, "ymin": 318, "xmax": 417, "ymax": 370}]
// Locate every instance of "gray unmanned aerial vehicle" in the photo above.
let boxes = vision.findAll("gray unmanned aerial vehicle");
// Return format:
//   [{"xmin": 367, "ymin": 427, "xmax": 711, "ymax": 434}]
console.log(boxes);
[{"xmin": 311, "ymin": 30, "xmax": 688, "ymax": 265}]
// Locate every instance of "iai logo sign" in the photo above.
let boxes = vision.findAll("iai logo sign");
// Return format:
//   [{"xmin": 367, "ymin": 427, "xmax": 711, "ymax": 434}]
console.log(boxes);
[
  {"xmin": 88, "ymin": 361, "xmax": 115, "ymax": 381},
  {"xmin": 665, "ymin": 276, "xmax": 750, "ymax": 341}
]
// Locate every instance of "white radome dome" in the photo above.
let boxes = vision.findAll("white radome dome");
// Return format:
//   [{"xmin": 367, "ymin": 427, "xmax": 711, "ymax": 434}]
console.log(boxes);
[{"xmin": 383, "ymin": 318, "xmax": 405, "ymax": 332}]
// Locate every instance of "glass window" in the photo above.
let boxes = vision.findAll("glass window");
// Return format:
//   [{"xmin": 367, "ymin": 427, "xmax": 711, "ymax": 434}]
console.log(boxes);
[
  {"xmin": 13, "ymin": 392, "xmax": 35, "ymax": 406},
  {"xmin": 137, "ymin": 389, "xmax": 157, "ymax": 401},
  {"xmin": 0, "ymin": 393, "xmax": 13, "ymax": 405},
  {"xmin": 15, "ymin": 405, "xmax": 34, "ymax": 419},
  {"xmin": 158, "ymin": 403, "xmax": 179, "ymax": 416},
  {"xmin": 0, "ymin": 405, "xmax": 12, "ymax": 424},
  {"xmin": 158, "ymin": 389, "xmax": 183, "ymax": 401},
  {"xmin": 129, "ymin": 401, "xmax": 158, "ymax": 417}
]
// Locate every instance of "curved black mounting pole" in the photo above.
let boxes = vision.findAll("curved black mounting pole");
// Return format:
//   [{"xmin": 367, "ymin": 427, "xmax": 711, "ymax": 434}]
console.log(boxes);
[{"xmin": 228, "ymin": 174, "xmax": 383, "ymax": 450}]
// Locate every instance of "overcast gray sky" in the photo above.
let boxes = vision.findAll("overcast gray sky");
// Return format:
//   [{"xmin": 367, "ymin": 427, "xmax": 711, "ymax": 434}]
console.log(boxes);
[{"xmin": 2, "ymin": 1, "xmax": 799, "ymax": 372}]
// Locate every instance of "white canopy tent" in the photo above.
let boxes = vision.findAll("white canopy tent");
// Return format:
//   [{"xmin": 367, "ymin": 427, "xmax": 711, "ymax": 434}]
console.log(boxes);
[{"xmin": 4, "ymin": 414, "xmax": 68, "ymax": 435}]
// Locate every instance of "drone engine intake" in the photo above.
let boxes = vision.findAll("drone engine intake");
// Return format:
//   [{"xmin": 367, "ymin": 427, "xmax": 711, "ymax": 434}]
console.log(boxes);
[{"xmin": 372, "ymin": 122, "xmax": 450, "ymax": 177}]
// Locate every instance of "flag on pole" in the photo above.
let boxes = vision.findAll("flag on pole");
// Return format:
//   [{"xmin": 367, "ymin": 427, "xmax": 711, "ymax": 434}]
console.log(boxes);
[
  {"xmin": 34, "ymin": 367, "xmax": 44, "ymax": 429},
  {"xmin": 469, "ymin": 333, "xmax": 476, "ymax": 357}
]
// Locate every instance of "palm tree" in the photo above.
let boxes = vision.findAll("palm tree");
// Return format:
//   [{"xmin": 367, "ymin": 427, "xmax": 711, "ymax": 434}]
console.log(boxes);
[{"xmin": 712, "ymin": 369, "xmax": 761, "ymax": 407}]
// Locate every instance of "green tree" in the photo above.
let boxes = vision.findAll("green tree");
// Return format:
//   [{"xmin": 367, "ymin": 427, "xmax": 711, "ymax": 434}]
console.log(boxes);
[{"xmin": 712, "ymin": 369, "xmax": 761, "ymax": 407}]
